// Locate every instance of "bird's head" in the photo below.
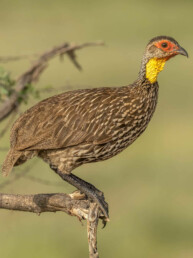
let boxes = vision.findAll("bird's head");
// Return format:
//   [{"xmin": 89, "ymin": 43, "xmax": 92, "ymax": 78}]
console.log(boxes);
[{"xmin": 139, "ymin": 36, "xmax": 188, "ymax": 84}]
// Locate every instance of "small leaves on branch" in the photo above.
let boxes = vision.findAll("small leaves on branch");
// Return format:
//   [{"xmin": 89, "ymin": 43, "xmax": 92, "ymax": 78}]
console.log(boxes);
[
  {"xmin": 17, "ymin": 83, "xmax": 40, "ymax": 104},
  {"xmin": 0, "ymin": 67, "xmax": 15, "ymax": 101}
]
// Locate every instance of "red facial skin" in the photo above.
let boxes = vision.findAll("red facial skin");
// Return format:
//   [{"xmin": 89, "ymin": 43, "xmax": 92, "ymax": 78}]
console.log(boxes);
[{"xmin": 155, "ymin": 40, "xmax": 179, "ymax": 59}]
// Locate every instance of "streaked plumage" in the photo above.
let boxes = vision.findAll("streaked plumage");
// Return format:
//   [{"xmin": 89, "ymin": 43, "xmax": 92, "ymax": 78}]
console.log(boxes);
[
  {"xmin": 7, "ymin": 80, "xmax": 157, "ymax": 172},
  {"xmin": 2, "ymin": 36, "xmax": 188, "ymax": 219}
]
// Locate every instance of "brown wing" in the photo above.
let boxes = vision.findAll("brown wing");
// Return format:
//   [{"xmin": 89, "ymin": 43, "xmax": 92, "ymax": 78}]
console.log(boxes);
[{"xmin": 11, "ymin": 87, "xmax": 131, "ymax": 151}]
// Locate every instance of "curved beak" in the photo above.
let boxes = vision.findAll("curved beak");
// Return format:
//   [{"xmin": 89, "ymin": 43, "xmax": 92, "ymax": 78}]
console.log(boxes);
[{"xmin": 177, "ymin": 46, "xmax": 189, "ymax": 57}]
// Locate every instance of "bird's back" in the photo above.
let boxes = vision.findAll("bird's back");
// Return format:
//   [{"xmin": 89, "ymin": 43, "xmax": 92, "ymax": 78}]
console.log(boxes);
[
  {"xmin": 2, "ymin": 80, "xmax": 158, "ymax": 176},
  {"xmin": 10, "ymin": 86, "xmax": 132, "ymax": 150}
]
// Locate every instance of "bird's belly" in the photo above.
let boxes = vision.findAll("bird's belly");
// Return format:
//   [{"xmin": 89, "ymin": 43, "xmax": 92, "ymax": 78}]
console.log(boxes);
[
  {"xmin": 89, "ymin": 102, "xmax": 157, "ymax": 162},
  {"xmin": 93, "ymin": 122, "xmax": 148, "ymax": 160}
]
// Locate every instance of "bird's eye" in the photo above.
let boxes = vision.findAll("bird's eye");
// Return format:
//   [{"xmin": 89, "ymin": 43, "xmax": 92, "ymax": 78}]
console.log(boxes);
[{"xmin": 161, "ymin": 42, "xmax": 168, "ymax": 48}]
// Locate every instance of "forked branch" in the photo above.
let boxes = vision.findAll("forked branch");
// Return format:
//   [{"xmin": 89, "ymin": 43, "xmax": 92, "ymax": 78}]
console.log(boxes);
[
  {"xmin": 0, "ymin": 191, "xmax": 101, "ymax": 258},
  {"xmin": 0, "ymin": 41, "xmax": 104, "ymax": 122}
]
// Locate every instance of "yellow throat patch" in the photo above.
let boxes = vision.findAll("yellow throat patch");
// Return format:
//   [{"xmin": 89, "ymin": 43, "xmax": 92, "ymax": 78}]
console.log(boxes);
[{"xmin": 146, "ymin": 57, "xmax": 167, "ymax": 84}]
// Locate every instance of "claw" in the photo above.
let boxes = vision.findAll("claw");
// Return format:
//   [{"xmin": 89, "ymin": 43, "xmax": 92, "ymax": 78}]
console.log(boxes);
[
  {"xmin": 101, "ymin": 216, "xmax": 110, "ymax": 228},
  {"xmin": 90, "ymin": 192, "xmax": 109, "ymax": 221},
  {"xmin": 102, "ymin": 219, "xmax": 107, "ymax": 228}
]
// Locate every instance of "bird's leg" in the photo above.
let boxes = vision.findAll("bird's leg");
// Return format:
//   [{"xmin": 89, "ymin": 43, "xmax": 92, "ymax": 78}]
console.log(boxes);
[{"xmin": 50, "ymin": 165, "xmax": 109, "ymax": 223}]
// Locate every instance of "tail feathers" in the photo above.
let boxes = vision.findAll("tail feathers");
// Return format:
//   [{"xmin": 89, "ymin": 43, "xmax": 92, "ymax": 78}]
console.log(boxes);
[{"xmin": 2, "ymin": 149, "xmax": 21, "ymax": 177}]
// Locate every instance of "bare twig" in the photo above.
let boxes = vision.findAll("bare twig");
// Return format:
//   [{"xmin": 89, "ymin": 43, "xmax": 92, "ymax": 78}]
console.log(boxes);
[
  {"xmin": 0, "ymin": 41, "xmax": 104, "ymax": 122},
  {"xmin": 0, "ymin": 54, "xmax": 38, "ymax": 63},
  {"xmin": 87, "ymin": 203, "xmax": 100, "ymax": 258}
]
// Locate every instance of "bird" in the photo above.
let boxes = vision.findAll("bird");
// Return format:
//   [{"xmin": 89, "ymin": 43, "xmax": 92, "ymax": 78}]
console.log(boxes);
[{"xmin": 2, "ymin": 36, "xmax": 188, "ymax": 221}]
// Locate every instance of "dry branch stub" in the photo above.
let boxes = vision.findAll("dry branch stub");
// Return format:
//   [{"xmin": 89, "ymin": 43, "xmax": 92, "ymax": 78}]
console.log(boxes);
[{"xmin": 87, "ymin": 203, "xmax": 100, "ymax": 258}]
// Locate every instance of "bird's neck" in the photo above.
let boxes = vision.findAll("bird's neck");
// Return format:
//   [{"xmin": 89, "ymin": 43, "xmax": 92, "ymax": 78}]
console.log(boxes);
[{"xmin": 138, "ymin": 56, "xmax": 168, "ymax": 84}]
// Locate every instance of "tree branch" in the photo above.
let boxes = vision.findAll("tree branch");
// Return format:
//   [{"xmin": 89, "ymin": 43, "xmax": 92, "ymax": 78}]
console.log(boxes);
[
  {"xmin": 0, "ymin": 191, "xmax": 102, "ymax": 257},
  {"xmin": 0, "ymin": 192, "xmax": 88, "ymax": 216},
  {"xmin": 0, "ymin": 41, "xmax": 104, "ymax": 122}
]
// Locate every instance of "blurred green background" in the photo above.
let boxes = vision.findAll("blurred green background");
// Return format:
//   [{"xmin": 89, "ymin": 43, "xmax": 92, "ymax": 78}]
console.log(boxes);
[{"xmin": 0, "ymin": 0, "xmax": 193, "ymax": 257}]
